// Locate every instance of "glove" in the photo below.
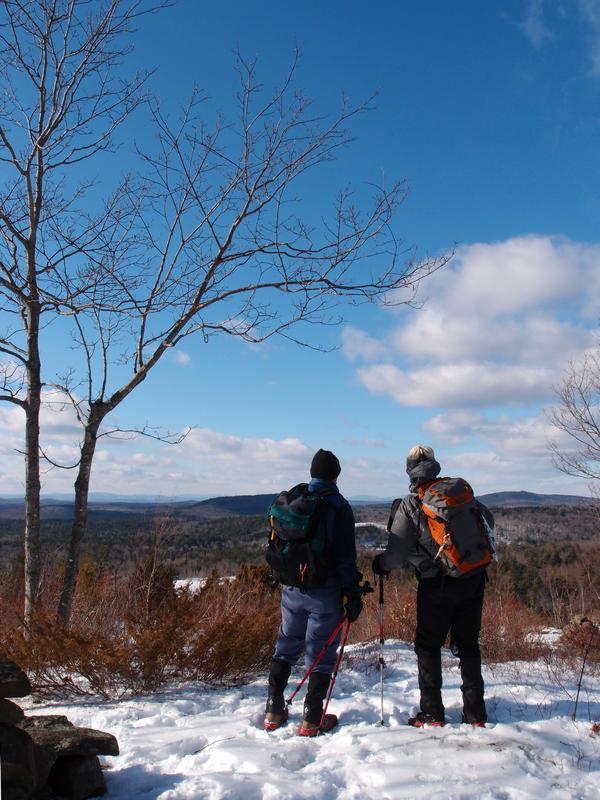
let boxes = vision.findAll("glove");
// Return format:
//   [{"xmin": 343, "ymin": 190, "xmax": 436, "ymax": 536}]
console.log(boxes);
[
  {"xmin": 344, "ymin": 591, "xmax": 363, "ymax": 623},
  {"xmin": 372, "ymin": 554, "xmax": 390, "ymax": 577}
]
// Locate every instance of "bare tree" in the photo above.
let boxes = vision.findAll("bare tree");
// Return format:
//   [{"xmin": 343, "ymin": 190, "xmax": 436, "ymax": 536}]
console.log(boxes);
[
  {"xmin": 0, "ymin": 0, "xmax": 158, "ymax": 624},
  {"xmin": 0, "ymin": 2, "xmax": 448, "ymax": 627},
  {"xmin": 50, "ymin": 55, "xmax": 448, "ymax": 624},
  {"xmin": 549, "ymin": 351, "xmax": 600, "ymax": 484}
]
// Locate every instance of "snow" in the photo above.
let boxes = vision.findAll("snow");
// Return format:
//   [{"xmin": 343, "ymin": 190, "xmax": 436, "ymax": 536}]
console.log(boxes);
[
  {"xmin": 173, "ymin": 577, "xmax": 235, "ymax": 593},
  {"xmin": 24, "ymin": 641, "xmax": 599, "ymax": 799}
]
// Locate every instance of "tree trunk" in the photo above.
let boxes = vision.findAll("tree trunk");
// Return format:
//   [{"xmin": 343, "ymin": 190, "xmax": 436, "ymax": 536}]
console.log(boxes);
[
  {"xmin": 23, "ymin": 301, "xmax": 42, "ymax": 628},
  {"xmin": 56, "ymin": 406, "xmax": 105, "ymax": 626}
]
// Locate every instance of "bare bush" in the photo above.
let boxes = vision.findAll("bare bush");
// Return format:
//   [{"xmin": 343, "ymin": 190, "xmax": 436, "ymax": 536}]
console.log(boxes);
[
  {"xmin": 0, "ymin": 557, "xmax": 279, "ymax": 698},
  {"xmin": 480, "ymin": 587, "xmax": 552, "ymax": 663}
]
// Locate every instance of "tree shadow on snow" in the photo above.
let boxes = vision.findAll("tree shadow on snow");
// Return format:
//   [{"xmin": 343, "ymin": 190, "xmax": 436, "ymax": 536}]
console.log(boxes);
[{"xmin": 492, "ymin": 694, "xmax": 600, "ymax": 724}]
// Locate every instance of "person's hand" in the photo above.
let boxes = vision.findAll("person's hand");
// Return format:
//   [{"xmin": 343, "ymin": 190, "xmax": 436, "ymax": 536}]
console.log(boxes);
[
  {"xmin": 372, "ymin": 554, "xmax": 390, "ymax": 577},
  {"xmin": 344, "ymin": 591, "xmax": 363, "ymax": 623}
]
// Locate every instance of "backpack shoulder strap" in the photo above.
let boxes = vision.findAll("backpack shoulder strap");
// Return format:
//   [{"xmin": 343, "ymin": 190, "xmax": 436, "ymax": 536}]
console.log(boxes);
[
  {"xmin": 290, "ymin": 482, "xmax": 309, "ymax": 494},
  {"xmin": 386, "ymin": 498, "xmax": 402, "ymax": 532}
]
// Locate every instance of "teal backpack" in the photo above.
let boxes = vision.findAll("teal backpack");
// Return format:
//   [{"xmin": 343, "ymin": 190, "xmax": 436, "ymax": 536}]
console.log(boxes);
[{"xmin": 266, "ymin": 483, "xmax": 334, "ymax": 589}]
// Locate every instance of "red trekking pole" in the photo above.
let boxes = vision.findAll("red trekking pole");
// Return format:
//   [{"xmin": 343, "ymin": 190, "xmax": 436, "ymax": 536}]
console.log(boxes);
[
  {"xmin": 285, "ymin": 615, "xmax": 348, "ymax": 708},
  {"xmin": 319, "ymin": 615, "xmax": 351, "ymax": 729}
]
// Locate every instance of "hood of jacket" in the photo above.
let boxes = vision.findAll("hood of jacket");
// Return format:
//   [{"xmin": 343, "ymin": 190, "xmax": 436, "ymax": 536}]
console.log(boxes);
[{"xmin": 407, "ymin": 458, "xmax": 441, "ymax": 492}]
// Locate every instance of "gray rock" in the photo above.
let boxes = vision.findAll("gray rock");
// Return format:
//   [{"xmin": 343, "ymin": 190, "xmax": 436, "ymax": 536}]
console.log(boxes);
[
  {"xmin": 0, "ymin": 662, "xmax": 31, "ymax": 699},
  {"xmin": 0, "ymin": 668, "xmax": 118, "ymax": 799},
  {"xmin": 20, "ymin": 714, "xmax": 74, "ymax": 730},
  {"xmin": 0, "ymin": 698, "xmax": 25, "ymax": 725},
  {"xmin": 22, "ymin": 724, "xmax": 119, "ymax": 757},
  {"xmin": 48, "ymin": 755, "xmax": 107, "ymax": 800},
  {"xmin": 0, "ymin": 723, "xmax": 37, "ymax": 792},
  {"xmin": 0, "ymin": 761, "xmax": 34, "ymax": 800}
]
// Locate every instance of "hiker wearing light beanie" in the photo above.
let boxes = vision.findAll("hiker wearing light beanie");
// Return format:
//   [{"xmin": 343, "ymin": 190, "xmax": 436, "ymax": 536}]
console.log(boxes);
[{"xmin": 373, "ymin": 445, "xmax": 494, "ymax": 728}]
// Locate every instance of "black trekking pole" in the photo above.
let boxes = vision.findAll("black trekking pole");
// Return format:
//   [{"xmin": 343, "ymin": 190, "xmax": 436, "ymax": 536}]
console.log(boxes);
[{"xmin": 378, "ymin": 575, "xmax": 385, "ymax": 726}]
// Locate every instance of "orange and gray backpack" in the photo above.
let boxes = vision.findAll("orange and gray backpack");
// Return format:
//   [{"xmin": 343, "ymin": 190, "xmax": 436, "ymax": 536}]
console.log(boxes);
[{"xmin": 415, "ymin": 477, "xmax": 493, "ymax": 578}]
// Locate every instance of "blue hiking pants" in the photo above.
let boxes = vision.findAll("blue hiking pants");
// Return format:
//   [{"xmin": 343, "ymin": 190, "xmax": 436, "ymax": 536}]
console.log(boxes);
[{"xmin": 274, "ymin": 583, "xmax": 344, "ymax": 673}]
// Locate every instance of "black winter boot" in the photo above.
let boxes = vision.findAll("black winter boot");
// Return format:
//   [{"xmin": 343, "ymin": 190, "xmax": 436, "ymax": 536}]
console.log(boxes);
[
  {"xmin": 264, "ymin": 659, "xmax": 292, "ymax": 731},
  {"xmin": 299, "ymin": 672, "xmax": 337, "ymax": 736},
  {"xmin": 415, "ymin": 648, "xmax": 445, "ymax": 723},
  {"xmin": 460, "ymin": 656, "xmax": 486, "ymax": 724}
]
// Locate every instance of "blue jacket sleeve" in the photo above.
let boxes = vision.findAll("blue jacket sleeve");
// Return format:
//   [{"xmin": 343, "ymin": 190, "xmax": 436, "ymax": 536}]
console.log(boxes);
[{"xmin": 327, "ymin": 496, "xmax": 360, "ymax": 592}]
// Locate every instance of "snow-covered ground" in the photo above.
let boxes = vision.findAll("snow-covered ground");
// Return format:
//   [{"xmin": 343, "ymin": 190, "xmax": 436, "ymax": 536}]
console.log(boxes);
[{"xmin": 24, "ymin": 641, "xmax": 599, "ymax": 799}]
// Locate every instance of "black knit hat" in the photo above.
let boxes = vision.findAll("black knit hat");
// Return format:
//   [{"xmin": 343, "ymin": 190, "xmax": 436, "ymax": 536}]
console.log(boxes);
[{"xmin": 310, "ymin": 449, "xmax": 341, "ymax": 480}]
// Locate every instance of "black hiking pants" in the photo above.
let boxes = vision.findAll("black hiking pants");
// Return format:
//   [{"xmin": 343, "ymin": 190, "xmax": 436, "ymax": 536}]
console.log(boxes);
[{"xmin": 414, "ymin": 571, "xmax": 486, "ymax": 723}]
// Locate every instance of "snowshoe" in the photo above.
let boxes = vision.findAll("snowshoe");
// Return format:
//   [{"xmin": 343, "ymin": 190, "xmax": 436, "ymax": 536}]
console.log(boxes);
[
  {"xmin": 408, "ymin": 712, "xmax": 445, "ymax": 728},
  {"xmin": 263, "ymin": 707, "xmax": 289, "ymax": 732},
  {"xmin": 461, "ymin": 712, "xmax": 486, "ymax": 728},
  {"xmin": 298, "ymin": 713, "xmax": 338, "ymax": 737}
]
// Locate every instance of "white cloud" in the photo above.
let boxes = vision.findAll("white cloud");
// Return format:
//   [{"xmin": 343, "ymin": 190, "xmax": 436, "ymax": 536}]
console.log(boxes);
[
  {"xmin": 357, "ymin": 362, "xmax": 556, "ymax": 408},
  {"xmin": 422, "ymin": 410, "xmax": 489, "ymax": 444},
  {"xmin": 520, "ymin": 0, "xmax": 600, "ymax": 79},
  {"xmin": 422, "ymin": 409, "xmax": 573, "ymax": 458},
  {"xmin": 579, "ymin": 0, "xmax": 600, "ymax": 76},
  {"xmin": 0, "ymin": 390, "xmax": 83, "ymax": 449},
  {"xmin": 0, "ymin": 405, "xmax": 24, "ymax": 433},
  {"xmin": 349, "ymin": 236, "xmax": 600, "ymax": 409},
  {"xmin": 43, "ymin": 428, "xmax": 314, "ymax": 497},
  {"xmin": 440, "ymin": 446, "xmax": 584, "ymax": 496},
  {"xmin": 392, "ymin": 310, "xmax": 597, "ymax": 366},
  {"xmin": 341, "ymin": 326, "xmax": 387, "ymax": 362},
  {"xmin": 0, "ymin": 406, "xmax": 588, "ymax": 498},
  {"xmin": 425, "ymin": 237, "xmax": 600, "ymax": 318},
  {"xmin": 522, "ymin": 0, "xmax": 553, "ymax": 49},
  {"xmin": 174, "ymin": 350, "xmax": 192, "ymax": 367}
]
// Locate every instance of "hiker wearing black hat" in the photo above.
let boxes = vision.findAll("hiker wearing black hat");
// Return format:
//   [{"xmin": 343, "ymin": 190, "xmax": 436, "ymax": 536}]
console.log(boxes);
[
  {"xmin": 264, "ymin": 449, "xmax": 363, "ymax": 736},
  {"xmin": 372, "ymin": 445, "xmax": 495, "ymax": 728}
]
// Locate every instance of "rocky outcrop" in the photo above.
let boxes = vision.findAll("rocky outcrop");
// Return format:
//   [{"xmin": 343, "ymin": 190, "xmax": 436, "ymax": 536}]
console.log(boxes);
[
  {"xmin": 0, "ymin": 662, "xmax": 31, "ymax": 699},
  {"xmin": 0, "ymin": 661, "xmax": 119, "ymax": 800}
]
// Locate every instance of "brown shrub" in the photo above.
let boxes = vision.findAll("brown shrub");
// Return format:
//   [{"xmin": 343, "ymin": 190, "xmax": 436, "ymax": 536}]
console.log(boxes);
[
  {"xmin": 352, "ymin": 576, "xmax": 552, "ymax": 665},
  {"xmin": 0, "ymin": 557, "xmax": 280, "ymax": 698},
  {"xmin": 556, "ymin": 618, "xmax": 600, "ymax": 664},
  {"xmin": 349, "ymin": 578, "xmax": 416, "ymax": 645},
  {"xmin": 480, "ymin": 588, "xmax": 551, "ymax": 663},
  {"xmin": 182, "ymin": 564, "xmax": 279, "ymax": 684},
  {"xmin": 1, "ymin": 550, "xmax": 592, "ymax": 700}
]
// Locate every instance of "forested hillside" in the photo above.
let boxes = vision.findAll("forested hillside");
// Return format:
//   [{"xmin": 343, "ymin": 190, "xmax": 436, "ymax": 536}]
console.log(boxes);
[{"xmin": 0, "ymin": 502, "xmax": 598, "ymax": 631}]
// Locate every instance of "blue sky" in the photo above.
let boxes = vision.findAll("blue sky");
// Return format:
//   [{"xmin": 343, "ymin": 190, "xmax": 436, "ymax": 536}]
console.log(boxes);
[{"xmin": 2, "ymin": 0, "xmax": 600, "ymax": 499}]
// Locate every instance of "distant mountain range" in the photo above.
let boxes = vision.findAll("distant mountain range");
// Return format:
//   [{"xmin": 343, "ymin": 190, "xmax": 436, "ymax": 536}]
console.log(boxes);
[
  {"xmin": 476, "ymin": 490, "xmax": 594, "ymax": 508},
  {"xmin": 0, "ymin": 489, "xmax": 594, "ymax": 521}
]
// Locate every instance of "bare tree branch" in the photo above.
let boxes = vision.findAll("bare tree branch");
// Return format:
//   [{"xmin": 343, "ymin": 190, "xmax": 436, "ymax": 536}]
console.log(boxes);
[{"xmin": 549, "ymin": 350, "xmax": 600, "ymax": 482}]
